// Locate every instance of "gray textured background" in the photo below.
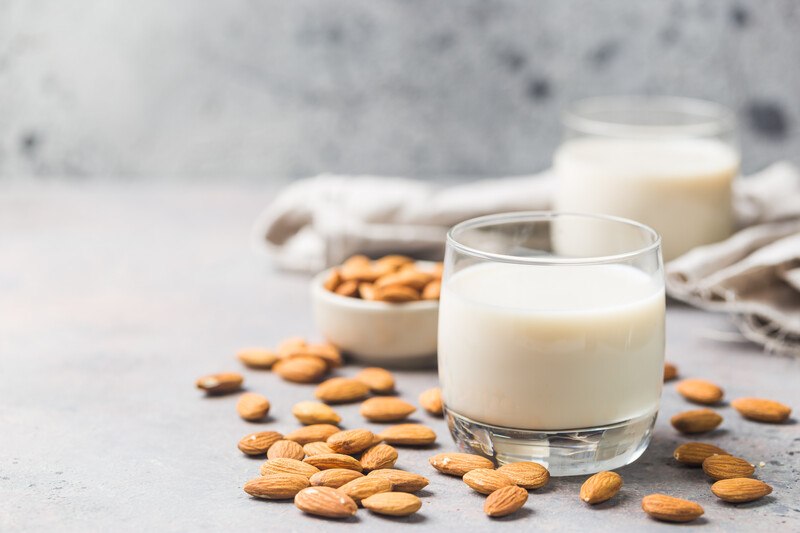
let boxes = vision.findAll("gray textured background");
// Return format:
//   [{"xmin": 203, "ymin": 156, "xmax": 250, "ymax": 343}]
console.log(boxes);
[{"xmin": 1, "ymin": 0, "xmax": 799, "ymax": 181}]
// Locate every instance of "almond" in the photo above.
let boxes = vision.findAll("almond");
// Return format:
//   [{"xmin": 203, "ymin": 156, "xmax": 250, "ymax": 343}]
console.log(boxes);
[
  {"xmin": 327, "ymin": 429, "xmax": 375, "ymax": 455},
  {"xmin": 580, "ymin": 471, "xmax": 623, "ymax": 504},
  {"xmin": 334, "ymin": 280, "xmax": 359, "ymax": 297},
  {"xmin": 496, "ymin": 462, "xmax": 549, "ymax": 490},
  {"xmin": 418, "ymin": 387, "xmax": 443, "ymax": 416},
  {"xmin": 360, "ymin": 397, "xmax": 416, "ymax": 422},
  {"xmin": 374, "ymin": 255, "xmax": 414, "ymax": 271},
  {"xmin": 676, "ymin": 379, "xmax": 724, "ymax": 405},
  {"xmin": 702, "ymin": 455, "xmax": 755, "ymax": 480},
  {"xmin": 362, "ymin": 492, "xmax": 422, "ymax": 517},
  {"xmin": 376, "ymin": 284, "xmax": 420, "ymax": 303},
  {"xmin": 294, "ymin": 486, "xmax": 357, "ymax": 518},
  {"xmin": 303, "ymin": 442, "xmax": 336, "ymax": 456},
  {"xmin": 273, "ymin": 356, "xmax": 327, "ymax": 383},
  {"xmin": 731, "ymin": 397, "xmax": 792, "ymax": 423},
  {"xmin": 267, "ymin": 440, "xmax": 305, "ymax": 461},
  {"xmin": 315, "ymin": 377, "xmax": 370, "ymax": 404},
  {"xmin": 429, "ymin": 452, "xmax": 494, "ymax": 476},
  {"xmin": 304, "ymin": 453, "xmax": 364, "ymax": 472},
  {"xmin": 358, "ymin": 282, "xmax": 378, "ymax": 300},
  {"xmin": 238, "ymin": 431, "xmax": 283, "ymax": 456},
  {"xmin": 484, "ymin": 485, "xmax": 528, "ymax": 518},
  {"xmin": 663, "ymin": 362, "xmax": 678, "ymax": 381},
  {"xmin": 260, "ymin": 458, "xmax": 320, "ymax": 479},
  {"xmin": 292, "ymin": 401, "xmax": 342, "ymax": 425},
  {"xmin": 195, "ymin": 372, "xmax": 243, "ymax": 395},
  {"xmin": 237, "ymin": 348, "xmax": 279, "ymax": 369},
  {"xmin": 323, "ymin": 269, "xmax": 341, "ymax": 292},
  {"xmin": 285, "ymin": 424, "xmax": 341, "ymax": 445},
  {"xmin": 641, "ymin": 494, "xmax": 704, "ymax": 523},
  {"xmin": 236, "ymin": 392, "xmax": 270, "ymax": 421},
  {"xmin": 375, "ymin": 270, "xmax": 432, "ymax": 291},
  {"xmin": 310, "ymin": 468, "xmax": 364, "ymax": 488},
  {"xmin": 283, "ymin": 343, "xmax": 343, "ymax": 368},
  {"xmin": 338, "ymin": 476, "xmax": 392, "ymax": 504},
  {"xmin": 340, "ymin": 263, "xmax": 381, "ymax": 283},
  {"xmin": 378, "ymin": 424, "xmax": 436, "ymax": 446},
  {"xmin": 421, "ymin": 280, "xmax": 441, "ymax": 300},
  {"xmin": 243, "ymin": 474, "xmax": 310, "ymax": 500},
  {"xmin": 463, "ymin": 468, "xmax": 514, "ymax": 495},
  {"xmin": 277, "ymin": 337, "xmax": 306, "ymax": 357},
  {"xmin": 360, "ymin": 443, "xmax": 398, "ymax": 471},
  {"xmin": 354, "ymin": 367, "xmax": 395, "ymax": 394},
  {"xmin": 673, "ymin": 442, "xmax": 728, "ymax": 466},
  {"xmin": 711, "ymin": 478, "xmax": 773, "ymax": 503},
  {"xmin": 670, "ymin": 408, "xmax": 723, "ymax": 434},
  {"xmin": 367, "ymin": 469, "xmax": 429, "ymax": 492}
]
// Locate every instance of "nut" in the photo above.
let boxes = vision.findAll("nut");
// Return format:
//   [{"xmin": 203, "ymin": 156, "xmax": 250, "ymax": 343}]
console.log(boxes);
[
  {"xmin": 663, "ymin": 362, "xmax": 678, "ymax": 381},
  {"xmin": 580, "ymin": 471, "xmax": 623, "ymax": 504},
  {"xmin": 360, "ymin": 397, "xmax": 416, "ymax": 422},
  {"xmin": 236, "ymin": 392, "xmax": 270, "ymax": 421},
  {"xmin": 303, "ymin": 442, "xmax": 335, "ymax": 456},
  {"xmin": 292, "ymin": 401, "xmax": 342, "ymax": 425},
  {"xmin": 277, "ymin": 337, "xmax": 306, "ymax": 358},
  {"xmin": 702, "ymin": 455, "xmax": 755, "ymax": 480},
  {"xmin": 309, "ymin": 468, "xmax": 364, "ymax": 488},
  {"xmin": 303, "ymin": 454, "xmax": 364, "ymax": 472},
  {"xmin": 323, "ymin": 269, "xmax": 341, "ymax": 292},
  {"xmin": 237, "ymin": 431, "xmax": 283, "ymax": 456},
  {"xmin": 359, "ymin": 443, "xmax": 398, "ymax": 471},
  {"xmin": 484, "ymin": 485, "xmax": 528, "ymax": 518},
  {"xmin": 237, "ymin": 348, "xmax": 279, "ymax": 369},
  {"xmin": 273, "ymin": 356, "xmax": 327, "ymax": 383},
  {"xmin": 641, "ymin": 494, "xmax": 704, "ymax": 523},
  {"xmin": 676, "ymin": 379, "xmax": 724, "ymax": 405},
  {"xmin": 334, "ymin": 280, "xmax": 359, "ymax": 297},
  {"xmin": 366, "ymin": 469, "xmax": 429, "ymax": 492},
  {"xmin": 378, "ymin": 424, "xmax": 436, "ymax": 446},
  {"xmin": 463, "ymin": 468, "xmax": 515, "ymax": 495},
  {"xmin": 354, "ymin": 367, "xmax": 395, "ymax": 394},
  {"xmin": 285, "ymin": 424, "xmax": 341, "ymax": 445},
  {"xmin": 375, "ymin": 284, "xmax": 420, "ymax": 303},
  {"xmin": 327, "ymin": 429, "xmax": 375, "ymax": 455},
  {"xmin": 673, "ymin": 442, "xmax": 728, "ymax": 466},
  {"xmin": 670, "ymin": 408, "xmax": 723, "ymax": 434},
  {"xmin": 711, "ymin": 478, "xmax": 773, "ymax": 503},
  {"xmin": 429, "ymin": 452, "xmax": 494, "ymax": 476},
  {"xmin": 338, "ymin": 476, "xmax": 392, "ymax": 505},
  {"xmin": 294, "ymin": 486, "xmax": 357, "ymax": 518},
  {"xmin": 361, "ymin": 492, "xmax": 422, "ymax": 517},
  {"xmin": 260, "ymin": 458, "xmax": 320, "ymax": 479},
  {"xmin": 267, "ymin": 440, "xmax": 305, "ymax": 461},
  {"xmin": 418, "ymin": 387, "xmax": 443, "ymax": 416},
  {"xmin": 283, "ymin": 343, "xmax": 343, "ymax": 368},
  {"xmin": 195, "ymin": 372, "xmax": 243, "ymax": 395},
  {"xmin": 315, "ymin": 377, "xmax": 370, "ymax": 404},
  {"xmin": 421, "ymin": 280, "xmax": 441, "ymax": 300},
  {"xmin": 243, "ymin": 474, "xmax": 309, "ymax": 500},
  {"xmin": 731, "ymin": 397, "xmax": 792, "ymax": 423},
  {"xmin": 496, "ymin": 462, "xmax": 549, "ymax": 490}
]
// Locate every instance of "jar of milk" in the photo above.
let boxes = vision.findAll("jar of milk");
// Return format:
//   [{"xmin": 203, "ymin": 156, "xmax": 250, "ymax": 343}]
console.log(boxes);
[{"xmin": 554, "ymin": 96, "xmax": 739, "ymax": 262}]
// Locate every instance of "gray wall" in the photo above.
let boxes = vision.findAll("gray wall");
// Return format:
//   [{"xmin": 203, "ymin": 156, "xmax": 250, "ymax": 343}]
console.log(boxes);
[{"xmin": 1, "ymin": 0, "xmax": 798, "ymax": 181}]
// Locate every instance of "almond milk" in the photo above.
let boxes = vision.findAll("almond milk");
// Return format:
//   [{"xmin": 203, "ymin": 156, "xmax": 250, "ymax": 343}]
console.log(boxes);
[
  {"xmin": 438, "ymin": 262, "xmax": 665, "ymax": 430},
  {"xmin": 554, "ymin": 137, "xmax": 738, "ymax": 261}
]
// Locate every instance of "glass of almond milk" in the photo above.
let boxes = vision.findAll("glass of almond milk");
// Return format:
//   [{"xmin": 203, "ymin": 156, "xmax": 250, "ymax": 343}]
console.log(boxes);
[
  {"xmin": 554, "ymin": 96, "xmax": 739, "ymax": 262},
  {"xmin": 438, "ymin": 212, "xmax": 664, "ymax": 476}
]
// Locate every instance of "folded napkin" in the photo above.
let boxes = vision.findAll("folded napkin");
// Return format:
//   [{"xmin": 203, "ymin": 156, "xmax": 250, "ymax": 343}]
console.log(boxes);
[{"xmin": 255, "ymin": 162, "xmax": 800, "ymax": 355}]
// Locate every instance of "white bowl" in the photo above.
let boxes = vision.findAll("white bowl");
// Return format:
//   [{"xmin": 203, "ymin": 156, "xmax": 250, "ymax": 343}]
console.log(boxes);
[{"xmin": 311, "ymin": 266, "xmax": 439, "ymax": 368}]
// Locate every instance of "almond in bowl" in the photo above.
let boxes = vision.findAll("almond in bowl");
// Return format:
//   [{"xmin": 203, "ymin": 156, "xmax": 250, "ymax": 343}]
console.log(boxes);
[{"xmin": 311, "ymin": 256, "xmax": 441, "ymax": 367}]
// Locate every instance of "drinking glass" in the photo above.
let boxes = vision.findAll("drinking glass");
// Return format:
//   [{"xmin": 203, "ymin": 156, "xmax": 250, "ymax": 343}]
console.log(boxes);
[{"xmin": 438, "ymin": 212, "xmax": 664, "ymax": 476}]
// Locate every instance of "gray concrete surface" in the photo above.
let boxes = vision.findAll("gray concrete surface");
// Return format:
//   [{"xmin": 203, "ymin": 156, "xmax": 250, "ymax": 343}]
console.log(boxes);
[
  {"xmin": 1, "ymin": 0, "xmax": 799, "ymax": 181},
  {"xmin": 1, "ymin": 184, "xmax": 799, "ymax": 532}
]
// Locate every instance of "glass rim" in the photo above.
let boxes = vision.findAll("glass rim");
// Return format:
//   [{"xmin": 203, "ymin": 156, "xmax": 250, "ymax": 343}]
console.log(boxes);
[
  {"xmin": 562, "ymin": 95, "xmax": 735, "ymax": 138},
  {"xmin": 447, "ymin": 211, "xmax": 662, "ymax": 266}
]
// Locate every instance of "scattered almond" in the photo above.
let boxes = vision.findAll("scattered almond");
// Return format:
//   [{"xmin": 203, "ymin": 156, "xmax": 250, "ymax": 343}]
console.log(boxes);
[
  {"xmin": 243, "ymin": 474, "xmax": 310, "ymax": 500},
  {"xmin": 237, "ymin": 348, "xmax": 279, "ymax": 369},
  {"xmin": 496, "ymin": 462, "xmax": 549, "ymax": 490},
  {"xmin": 273, "ymin": 356, "xmax": 328, "ymax": 383},
  {"xmin": 292, "ymin": 401, "xmax": 342, "ymax": 425},
  {"xmin": 731, "ymin": 397, "xmax": 792, "ymax": 423},
  {"xmin": 303, "ymin": 442, "xmax": 335, "ymax": 456},
  {"xmin": 673, "ymin": 442, "xmax": 728, "ymax": 466},
  {"xmin": 429, "ymin": 452, "xmax": 494, "ymax": 476},
  {"xmin": 195, "ymin": 372, "xmax": 243, "ymax": 395},
  {"xmin": 702, "ymin": 455, "xmax": 755, "ymax": 480},
  {"xmin": 260, "ymin": 458, "xmax": 320, "ymax": 479},
  {"xmin": 283, "ymin": 343, "xmax": 343, "ymax": 368},
  {"xmin": 670, "ymin": 408, "xmax": 723, "ymax": 434},
  {"xmin": 285, "ymin": 424, "xmax": 341, "ymax": 445},
  {"xmin": 676, "ymin": 379, "xmax": 724, "ymax": 405},
  {"xmin": 315, "ymin": 377, "xmax": 370, "ymax": 404},
  {"xmin": 362, "ymin": 492, "xmax": 422, "ymax": 517},
  {"xmin": 277, "ymin": 337, "xmax": 307, "ymax": 358},
  {"xmin": 711, "ymin": 478, "xmax": 773, "ymax": 503},
  {"xmin": 641, "ymin": 494, "xmax": 704, "ymax": 523},
  {"xmin": 238, "ymin": 431, "xmax": 283, "ymax": 456},
  {"xmin": 463, "ymin": 468, "xmax": 515, "ymax": 495},
  {"xmin": 267, "ymin": 440, "xmax": 305, "ymax": 461},
  {"xmin": 484, "ymin": 485, "xmax": 528, "ymax": 518},
  {"xmin": 580, "ymin": 471, "xmax": 623, "ymax": 504},
  {"xmin": 360, "ymin": 397, "xmax": 416, "ymax": 422},
  {"xmin": 367, "ymin": 469, "xmax": 429, "ymax": 492},
  {"xmin": 304, "ymin": 453, "xmax": 364, "ymax": 472},
  {"xmin": 338, "ymin": 476, "xmax": 392, "ymax": 505},
  {"xmin": 236, "ymin": 392, "xmax": 270, "ymax": 421},
  {"xmin": 360, "ymin": 443, "xmax": 398, "ymax": 471},
  {"xmin": 378, "ymin": 424, "xmax": 436, "ymax": 446},
  {"xmin": 418, "ymin": 387, "xmax": 443, "ymax": 416},
  {"xmin": 309, "ymin": 468, "xmax": 364, "ymax": 488},
  {"xmin": 294, "ymin": 486, "xmax": 357, "ymax": 518},
  {"xmin": 354, "ymin": 367, "xmax": 395, "ymax": 394},
  {"xmin": 663, "ymin": 362, "xmax": 678, "ymax": 381},
  {"xmin": 327, "ymin": 429, "xmax": 375, "ymax": 455}
]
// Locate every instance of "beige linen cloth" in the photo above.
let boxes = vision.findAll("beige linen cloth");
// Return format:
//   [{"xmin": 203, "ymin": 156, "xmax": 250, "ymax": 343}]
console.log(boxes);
[{"xmin": 255, "ymin": 162, "xmax": 800, "ymax": 355}]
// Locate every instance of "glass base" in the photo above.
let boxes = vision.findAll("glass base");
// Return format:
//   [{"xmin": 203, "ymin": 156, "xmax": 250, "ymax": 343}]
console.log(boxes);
[{"xmin": 444, "ymin": 407, "xmax": 657, "ymax": 477}]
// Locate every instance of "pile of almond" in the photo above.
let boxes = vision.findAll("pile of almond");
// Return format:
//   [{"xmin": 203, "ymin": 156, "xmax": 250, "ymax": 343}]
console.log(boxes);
[
  {"xmin": 197, "ymin": 340, "xmax": 792, "ymax": 524},
  {"xmin": 323, "ymin": 255, "xmax": 443, "ymax": 302}
]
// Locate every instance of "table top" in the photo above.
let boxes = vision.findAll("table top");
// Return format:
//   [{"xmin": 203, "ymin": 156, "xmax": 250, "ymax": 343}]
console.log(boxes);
[{"xmin": 2, "ymin": 184, "xmax": 798, "ymax": 532}]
